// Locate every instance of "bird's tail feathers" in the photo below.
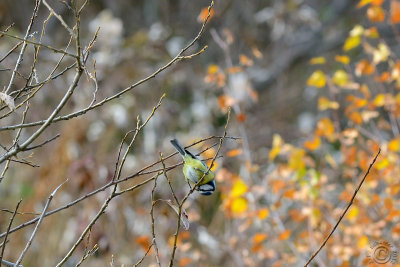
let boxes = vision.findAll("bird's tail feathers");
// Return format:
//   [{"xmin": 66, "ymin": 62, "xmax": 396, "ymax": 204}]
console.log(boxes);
[{"xmin": 170, "ymin": 139, "xmax": 186, "ymax": 155}]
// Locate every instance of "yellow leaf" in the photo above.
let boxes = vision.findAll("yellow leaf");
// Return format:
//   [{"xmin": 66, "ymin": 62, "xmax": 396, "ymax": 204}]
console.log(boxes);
[
  {"xmin": 279, "ymin": 230, "xmax": 291, "ymax": 241},
  {"xmin": 343, "ymin": 36, "xmax": 361, "ymax": 51},
  {"xmin": 373, "ymin": 43, "xmax": 390, "ymax": 64},
  {"xmin": 207, "ymin": 64, "xmax": 219, "ymax": 74},
  {"xmin": 358, "ymin": 235, "xmax": 369, "ymax": 249},
  {"xmin": 373, "ymin": 93, "xmax": 386, "ymax": 106},
  {"xmin": 347, "ymin": 206, "xmax": 359, "ymax": 220},
  {"xmin": 257, "ymin": 208, "xmax": 269, "ymax": 220},
  {"xmin": 309, "ymin": 57, "xmax": 326, "ymax": 65},
  {"xmin": 289, "ymin": 148, "xmax": 306, "ymax": 170},
  {"xmin": 269, "ymin": 147, "xmax": 280, "ymax": 160},
  {"xmin": 231, "ymin": 179, "xmax": 248, "ymax": 197},
  {"xmin": 231, "ymin": 197, "xmax": 248, "ymax": 215},
  {"xmin": 304, "ymin": 137, "xmax": 321, "ymax": 151},
  {"xmin": 357, "ymin": 0, "xmax": 374, "ymax": 8},
  {"xmin": 376, "ymin": 158, "xmax": 389, "ymax": 170},
  {"xmin": 318, "ymin": 97, "xmax": 339, "ymax": 110},
  {"xmin": 307, "ymin": 70, "xmax": 326, "ymax": 88},
  {"xmin": 335, "ymin": 55, "xmax": 350, "ymax": 65},
  {"xmin": 269, "ymin": 134, "xmax": 283, "ymax": 160},
  {"xmin": 388, "ymin": 138, "xmax": 400, "ymax": 151},
  {"xmin": 333, "ymin": 70, "xmax": 349, "ymax": 86}
]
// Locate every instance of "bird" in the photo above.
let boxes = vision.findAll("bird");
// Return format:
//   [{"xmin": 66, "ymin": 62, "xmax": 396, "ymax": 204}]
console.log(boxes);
[{"xmin": 170, "ymin": 138, "xmax": 215, "ymax": 195}]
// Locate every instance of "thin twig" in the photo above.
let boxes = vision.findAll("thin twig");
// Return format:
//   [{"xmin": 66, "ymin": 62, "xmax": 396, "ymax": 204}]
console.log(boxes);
[
  {"xmin": 14, "ymin": 179, "xmax": 67, "ymax": 266},
  {"xmin": 42, "ymin": 0, "xmax": 76, "ymax": 38},
  {"xmin": 0, "ymin": 0, "xmax": 213, "ymax": 132},
  {"xmin": 4, "ymin": 0, "xmax": 40, "ymax": 94},
  {"xmin": 0, "ymin": 137, "xmax": 235, "ymax": 239},
  {"xmin": 55, "ymin": 94, "xmax": 165, "ymax": 266},
  {"xmin": 303, "ymin": 148, "xmax": 381, "ymax": 266},
  {"xmin": 150, "ymin": 171, "xmax": 161, "ymax": 266},
  {"xmin": 169, "ymin": 108, "xmax": 231, "ymax": 267},
  {"xmin": 0, "ymin": 199, "xmax": 22, "ymax": 264}
]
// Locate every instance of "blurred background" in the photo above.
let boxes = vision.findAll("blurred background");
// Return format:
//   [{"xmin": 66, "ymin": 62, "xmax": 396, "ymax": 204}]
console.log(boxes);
[{"xmin": 3, "ymin": 0, "xmax": 400, "ymax": 266}]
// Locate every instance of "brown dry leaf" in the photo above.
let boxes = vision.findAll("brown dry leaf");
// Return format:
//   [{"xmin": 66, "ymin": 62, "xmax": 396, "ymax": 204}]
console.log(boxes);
[
  {"xmin": 252, "ymin": 46, "xmax": 263, "ymax": 59},
  {"xmin": 0, "ymin": 92, "xmax": 15, "ymax": 111}
]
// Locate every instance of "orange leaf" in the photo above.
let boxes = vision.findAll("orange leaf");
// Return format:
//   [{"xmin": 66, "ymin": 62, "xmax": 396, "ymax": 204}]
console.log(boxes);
[
  {"xmin": 218, "ymin": 95, "xmax": 235, "ymax": 112},
  {"xmin": 283, "ymin": 188, "xmax": 296, "ymax": 199},
  {"xmin": 226, "ymin": 66, "xmax": 243, "ymax": 74},
  {"xmin": 367, "ymin": 6, "xmax": 385, "ymax": 22},
  {"xmin": 349, "ymin": 112, "xmax": 363, "ymax": 124},
  {"xmin": 207, "ymin": 64, "xmax": 219, "ymax": 74},
  {"xmin": 278, "ymin": 230, "xmax": 291, "ymax": 241},
  {"xmin": 136, "ymin": 235, "xmax": 151, "ymax": 251},
  {"xmin": 315, "ymin": 118, "xmax": 335, "ymax": 139},
  {"xmin": 388, "ymin": 138, "xmax": 400, "ymax": 151},
  {"xmin": 257, "ymin": 208, "xmax": 270, "ymax": 220},
  {"xmin": 239, "ymin": 54, "xmax": 254, "ymax": 66},
  {"xmin": 236, "ymin": 113, "xmax": 246, "ymax": 122},
  {"xmin": 304, "ymin": 136, "xmax": 321, "ymax": 151},
  {"xmin": 179, "ymin": 258, "xmax": 193, "ymax": 267},
  {"xmin": 197, "ymin": 7, "xmax": 214, "ymax": 23},
  {"xmin": 227, "ymin": 148, "xmax": 243, "ymax": 157},
  {"xmin": 355, "ymin": 60, "xmax": 375, "ymax": 76},
  {"xmin": 375, "ymin": 71, "xmax": 390, "ymax": 82},
  {"xmin": 271, "ymin": 179, "xmax": 286, "ymax": 194},
  {"xmin": 253, "ymin": 233, "xmax": 268, "ymax": 244},
  {"xmin": 391, "ymin": 0, "xmax": 400, "ymax": 24},
  {"xmin": 335, "ymin": 55, "xmax": 350, "ymax": 65}
]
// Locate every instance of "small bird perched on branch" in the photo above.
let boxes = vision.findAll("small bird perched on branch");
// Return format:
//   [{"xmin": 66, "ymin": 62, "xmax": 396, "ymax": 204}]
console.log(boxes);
[{"xmin": 170, "ymin": 139, "xmax": 215, "ymax": 195}]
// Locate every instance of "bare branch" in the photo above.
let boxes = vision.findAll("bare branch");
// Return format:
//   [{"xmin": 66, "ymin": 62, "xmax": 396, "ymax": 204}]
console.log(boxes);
[
  {"xmin": 0, "ymin": 199, "xmax": 22, "ymax": 264},
  {"xmin": 303, "ymin": 148, "xmax": 381, "ymax": 266},
  {"xmin": 14, "ymin": 179, "xmax": 67, "ymax": 266}
]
